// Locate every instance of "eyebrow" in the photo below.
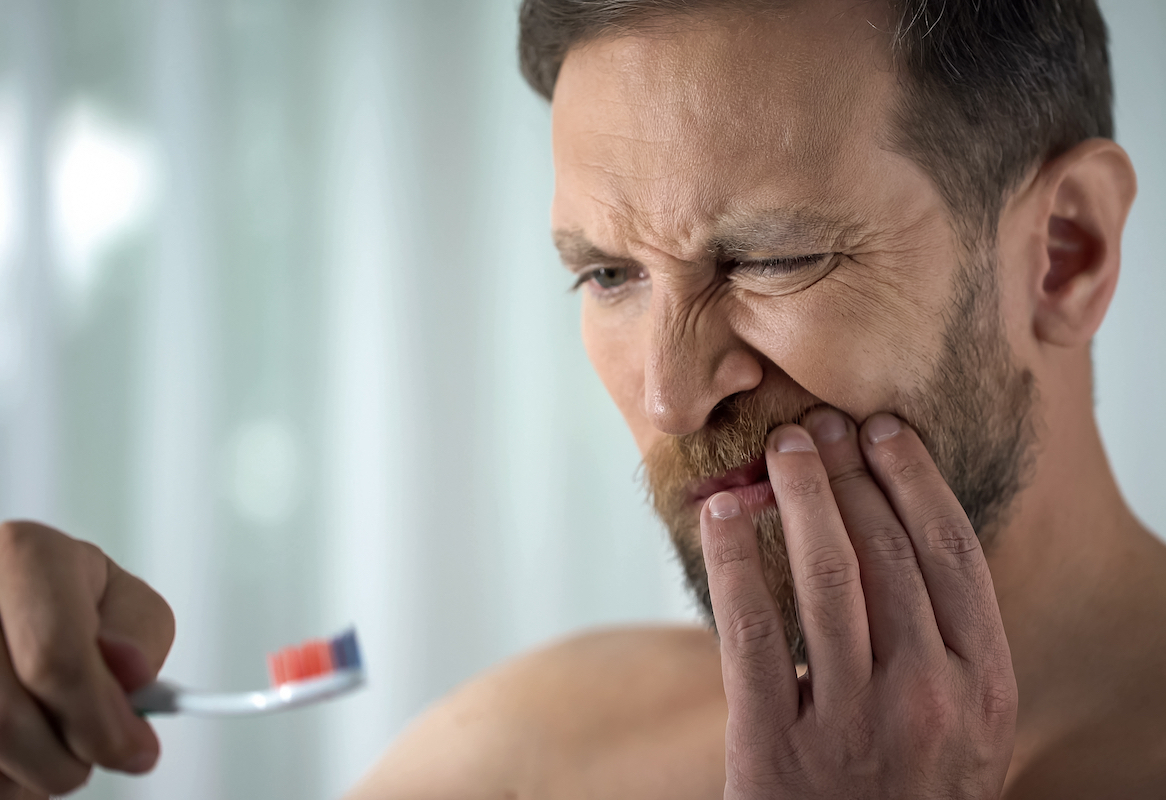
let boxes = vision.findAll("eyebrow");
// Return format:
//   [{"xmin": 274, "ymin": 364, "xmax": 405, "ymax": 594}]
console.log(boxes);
[
  {"xmin": 552, "ymin": 209, "xmax": 862, "ymax": 269},
  {"xmin": 553, "ymin": 230, "xmax": 621, "ymax": 270},
  {"xmin": 707, "ymin": 209, "xmax": 862, "ymax": 258}
]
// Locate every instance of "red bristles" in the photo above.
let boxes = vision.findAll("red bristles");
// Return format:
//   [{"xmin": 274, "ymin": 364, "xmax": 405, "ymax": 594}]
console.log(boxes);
[
  {"xmin": 267, "ymin": 638, "xmax": 339, "ymax": 686},
  {"xmin": 267, "ymin": 651, "xmax": 288, "ymax": 686}
]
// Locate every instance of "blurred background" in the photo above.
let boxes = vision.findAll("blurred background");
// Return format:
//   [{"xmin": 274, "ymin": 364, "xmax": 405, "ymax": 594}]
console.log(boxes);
[{"xmin": 0, "ymin": 0, "xmax": 1160, "ymax": 798}]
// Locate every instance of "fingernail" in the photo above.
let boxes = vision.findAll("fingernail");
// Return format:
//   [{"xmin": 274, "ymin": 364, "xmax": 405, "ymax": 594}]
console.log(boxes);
[
  {"xmin": 772, "ymin": 425, "xmax": 816, "ymax": 453},
  {"xmin": 125, "ymin": 750, "xmax": 157, "ymax": 774},
  {"xmin": 806, "ymin": 408, "xmax": 848, "ymax": 444},
  {"xmin": 865, "ymin": 414, "xmax": 901, "ymax": 444},
  {"xmin": 708, "ymin": 492, "xmax": 741, "ymax": 520}
]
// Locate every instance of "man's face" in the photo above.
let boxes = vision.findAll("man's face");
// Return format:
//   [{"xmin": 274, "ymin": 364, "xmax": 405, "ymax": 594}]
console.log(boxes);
[{"xmin": 550, "ymin": 3, "xmax": 1034, "ymax": 647}]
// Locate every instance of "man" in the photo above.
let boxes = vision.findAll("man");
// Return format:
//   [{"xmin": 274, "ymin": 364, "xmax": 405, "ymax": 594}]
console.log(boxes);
[{"xmin": 0, "ymin": 0, "xmax": 1162, "ymax": 797}]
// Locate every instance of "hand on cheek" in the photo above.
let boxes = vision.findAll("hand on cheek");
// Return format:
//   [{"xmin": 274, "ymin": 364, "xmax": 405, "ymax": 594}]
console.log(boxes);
[{"xmin": 701, "ymin": 409, "xmax": 1016, "ymax": 800}]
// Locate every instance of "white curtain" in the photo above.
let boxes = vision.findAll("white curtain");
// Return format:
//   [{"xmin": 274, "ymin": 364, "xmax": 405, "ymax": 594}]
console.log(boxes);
[{"xmin": 0, "ymin": 1, "xmax": 1160, "ymax": 798}]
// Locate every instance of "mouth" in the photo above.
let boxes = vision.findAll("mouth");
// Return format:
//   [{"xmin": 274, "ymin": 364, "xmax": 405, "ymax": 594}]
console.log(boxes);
[{"xmin": 688, "ymin": 455, "xmax": 776, "ymax": 517}]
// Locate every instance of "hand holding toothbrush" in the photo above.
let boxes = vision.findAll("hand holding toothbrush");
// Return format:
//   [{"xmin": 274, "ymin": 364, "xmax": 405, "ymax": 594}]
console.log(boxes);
[{"xmin": 0, "ymin": 521, "xmax": 175, "ymax": 798}]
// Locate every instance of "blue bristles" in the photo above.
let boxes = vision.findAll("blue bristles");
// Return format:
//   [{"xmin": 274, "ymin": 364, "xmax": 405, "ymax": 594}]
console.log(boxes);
[{"xmin": 330, "ymin": 628, "xmax": 362, "ymax": 670}]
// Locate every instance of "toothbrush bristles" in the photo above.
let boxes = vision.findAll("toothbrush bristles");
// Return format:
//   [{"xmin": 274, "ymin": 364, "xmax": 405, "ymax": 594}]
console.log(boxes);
[
  {"xmin": 268, "ymin": 628, "xmax": 361, "ymax": 687},
  {"xmin": 332, "ymin": 629, "xmax": 362, "ymax": 670}
]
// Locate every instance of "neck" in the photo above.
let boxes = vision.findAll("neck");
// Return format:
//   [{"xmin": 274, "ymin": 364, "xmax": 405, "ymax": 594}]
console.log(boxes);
[{"xmin": 986, "ymin": 360, "xmax": 1165, "ymax": 759}]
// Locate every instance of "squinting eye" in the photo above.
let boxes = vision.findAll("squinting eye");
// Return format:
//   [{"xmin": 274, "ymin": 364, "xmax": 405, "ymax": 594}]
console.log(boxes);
[{"xmin": 734, "ymin": 253, "xmax": 830, "ymax": 275}]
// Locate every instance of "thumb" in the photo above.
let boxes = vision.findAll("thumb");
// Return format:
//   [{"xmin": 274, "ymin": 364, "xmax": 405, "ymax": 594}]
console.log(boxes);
[{"xmin": 97, "ymin": 634, "xmax": 156, "ymax": 693}]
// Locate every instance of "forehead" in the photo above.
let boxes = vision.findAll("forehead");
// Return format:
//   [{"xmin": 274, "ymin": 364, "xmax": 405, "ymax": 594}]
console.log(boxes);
[{"xmin": 550, "ymin": 3, "xmax": 903, "ymax": 258}]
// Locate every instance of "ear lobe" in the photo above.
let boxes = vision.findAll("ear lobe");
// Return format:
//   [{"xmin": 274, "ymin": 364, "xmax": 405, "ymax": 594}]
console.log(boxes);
[{"xmin": 1032, "ymin": 140, "xmax": 1137, "ymax": 348}]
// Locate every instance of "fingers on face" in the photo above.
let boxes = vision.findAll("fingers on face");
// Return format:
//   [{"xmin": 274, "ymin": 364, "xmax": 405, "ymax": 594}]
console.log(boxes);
[
  {"xmin": 0, "ymin": 523, "xmax": 160, "ymax": 776},
  {"xmin": 857, "ymin": 414, "xmax": 1011, "ymax": 668},
  {"xmin": 765, "ymin": 424, "xmax": 871, "ymax": 695},
  {"xmin": 700, "ymin": 492, "xmax": 799, "ymax": 723},
  {"xmin": 802, "ymin": 408, "xmax": 944, "ymax": 665}
]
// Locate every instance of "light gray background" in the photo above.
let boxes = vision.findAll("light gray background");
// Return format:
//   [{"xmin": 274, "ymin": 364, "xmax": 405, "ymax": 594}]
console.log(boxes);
[{"xmin": 0, "ymin": 1, "xmax": 1159, "ymax": 798}]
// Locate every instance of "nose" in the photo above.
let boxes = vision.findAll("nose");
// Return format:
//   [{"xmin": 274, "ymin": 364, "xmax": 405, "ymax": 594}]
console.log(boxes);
[{"xmin": 643, "ymin": 290, "xmax": 763, "ymax": 436}]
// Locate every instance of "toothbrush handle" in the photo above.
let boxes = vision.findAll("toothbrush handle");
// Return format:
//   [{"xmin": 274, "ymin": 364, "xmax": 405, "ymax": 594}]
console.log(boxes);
[
  {"xmin": 131, "ymin": 670, "xmax": 365, "ymax": 716},
  {"xmin": 130, "ymin": 680, "xmax": 181, "ymax": 714}
]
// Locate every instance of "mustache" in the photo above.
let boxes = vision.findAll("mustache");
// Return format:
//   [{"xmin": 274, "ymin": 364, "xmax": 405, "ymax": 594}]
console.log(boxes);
[{"xmin": 642, "ymin": 391, "xmax": 824, "ymax": 503}]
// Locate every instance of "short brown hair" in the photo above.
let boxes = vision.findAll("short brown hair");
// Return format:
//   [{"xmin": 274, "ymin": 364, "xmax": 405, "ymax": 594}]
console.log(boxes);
[{"xmin": 518, "ymin": 0, "xmax": 1113, "ymax": 236}]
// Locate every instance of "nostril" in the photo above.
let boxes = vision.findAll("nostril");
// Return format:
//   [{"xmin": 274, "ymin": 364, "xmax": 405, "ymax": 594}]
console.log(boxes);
[{"xmin": 708, "ymin": 392, "xmax": 746, "ymax": 427}]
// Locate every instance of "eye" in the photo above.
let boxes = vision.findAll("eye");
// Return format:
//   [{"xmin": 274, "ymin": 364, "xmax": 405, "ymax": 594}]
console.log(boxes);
[
  {"xmin": 571, "ymin": 265, "xmax": 641, "ymax": 293},
  {"xmin": 731, "ymin": 253, "xmax": 830, "ymax": 275},
  {"xmin": 592, "ymin": 266, "xmax": 630, "ymax": 288}
]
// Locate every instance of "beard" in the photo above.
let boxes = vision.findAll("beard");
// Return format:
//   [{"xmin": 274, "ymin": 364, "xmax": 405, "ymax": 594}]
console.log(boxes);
[{"xmin": 643, "ymin": 249, "xmax": 1038, "ymax": 663}]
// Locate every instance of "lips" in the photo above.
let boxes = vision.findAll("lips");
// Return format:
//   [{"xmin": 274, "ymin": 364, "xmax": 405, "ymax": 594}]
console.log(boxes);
[{"xmin": 688, "ymin": 455, "xmax": 777, "ymax": 516}]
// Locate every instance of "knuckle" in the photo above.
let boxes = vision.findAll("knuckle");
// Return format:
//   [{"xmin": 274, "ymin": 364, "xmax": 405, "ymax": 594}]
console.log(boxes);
[
  {"xmin": 881, "ymin": 451, "xmax": 932, "ymax": 486},
  {"xmin": 75, "ymin": 538, "xmax": 107, "ymax": 566},
  {"xmin": 903, "ymin": 674, "xmax": 958, "ymax": 741},
  {"xmin": 799, "ymin": 546, "xmax": 859, "ymax": 594},
  {"xmin": 827, "ymin": 461, "xmax": 870, "ymax": 490},
  {"xmin": 779, "ymin": 471, "xmax": 827, "ymax": 501},
  {"xmin": 978, "ymin": 673, "xmax": 1018, "ymax": 726},
  {"xmin": 859, "ymin": 524, "xmax": 917, "ymax": 564},
  {"xmin": 707, "ymin": 536, "xmax": 754, "ymax": 574},
  {"xmin": 723, "ymin": 607, "xmax": 785, "ymax": 659},
  {"xmin": 0, "ymin": 520, "xmax": 50, "ymax": 560},
  {"xmin": 921, "ymin": 513, "xmax": 981, "ymax": 565},
  {"xmin": 0, "ymin": 520, "xmax": 101, "ymax": 580}
]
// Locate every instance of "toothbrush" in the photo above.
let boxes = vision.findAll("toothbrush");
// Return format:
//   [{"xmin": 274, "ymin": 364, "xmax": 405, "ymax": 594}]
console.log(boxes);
[{"xmin": 130, "ymin": 628, "xmax": 366, "ymax": 716}]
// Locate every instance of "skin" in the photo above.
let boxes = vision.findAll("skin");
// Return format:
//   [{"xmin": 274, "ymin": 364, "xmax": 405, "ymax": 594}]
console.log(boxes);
[
  {"xmin": 0, "ymin": 522, "xmax": 172, "ymax": 798},
  {"xmin": 352, "ymin": 3, "xmax": 1164, "ymax": 797},
  {"xmin": 0, "ymin": 2, "xmax": 1161, "ymax": 798}
]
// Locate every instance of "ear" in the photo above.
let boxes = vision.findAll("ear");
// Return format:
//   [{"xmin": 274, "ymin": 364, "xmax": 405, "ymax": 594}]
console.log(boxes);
[{"xmin": 1028, "ymin": 139, "xmax": 1137, "ymax": 348}]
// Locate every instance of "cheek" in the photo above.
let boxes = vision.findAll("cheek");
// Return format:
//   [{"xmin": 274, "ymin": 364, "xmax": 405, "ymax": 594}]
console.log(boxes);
[
  {"xmin": 996, "ymin": 207, "xmax": 1044, "ymax": 365},
  {"xmin": 740, "ymin": 265, "xmax": 948, "ymax": 417},
  {"xmin": 580, "ymin": 299, "xmax": 659, "ymax": 455}
]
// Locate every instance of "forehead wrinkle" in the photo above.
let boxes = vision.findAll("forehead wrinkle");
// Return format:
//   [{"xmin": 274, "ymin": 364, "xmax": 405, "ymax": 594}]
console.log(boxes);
[
  {"xmin": 553, "ymin": 192, "xmax": 709, "ymax": 268},
  {"xmin": 571, "ymin": 174, "xmax": 719, "ymax": 265}
]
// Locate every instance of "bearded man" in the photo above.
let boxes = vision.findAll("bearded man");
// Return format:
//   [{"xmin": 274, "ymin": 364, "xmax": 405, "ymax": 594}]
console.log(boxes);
[
  {"xmin": 348, "ymin": 0, "xmax": 1165, "ymax": 796},
  {"xmin": 0, "ymin": 0, "xmax": 1162, "ymax": 798}
]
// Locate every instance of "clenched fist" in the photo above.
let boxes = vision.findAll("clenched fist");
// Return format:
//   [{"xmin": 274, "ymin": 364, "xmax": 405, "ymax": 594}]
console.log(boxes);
[{"xmin": 0, "ymin": 522, "xmax": 174, "ymax": 798}]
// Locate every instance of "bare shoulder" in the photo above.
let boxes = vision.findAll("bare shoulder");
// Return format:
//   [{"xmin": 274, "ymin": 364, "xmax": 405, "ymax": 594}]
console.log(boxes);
[
  {"xmin": 344, "ymin": 625, "xmax": 727, "ymax": 800},
  {"xmin": 1003, "ymin": 716, "xmax": 1166, "ymax": 800}
]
